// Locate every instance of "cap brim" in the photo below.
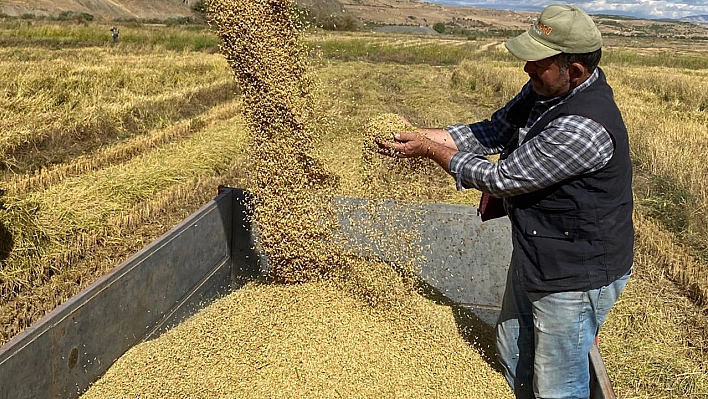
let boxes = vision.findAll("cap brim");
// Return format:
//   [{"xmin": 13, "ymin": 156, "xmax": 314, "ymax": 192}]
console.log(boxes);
[{"xmin": 505, "ymin": 32, "xmax": 561, "ymax": 61}]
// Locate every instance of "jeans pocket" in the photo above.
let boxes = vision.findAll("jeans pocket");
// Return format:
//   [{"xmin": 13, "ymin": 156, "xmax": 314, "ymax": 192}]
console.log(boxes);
[{"xmin": 593, "ymin": 274, "xmax": 630, "ymax": 326}]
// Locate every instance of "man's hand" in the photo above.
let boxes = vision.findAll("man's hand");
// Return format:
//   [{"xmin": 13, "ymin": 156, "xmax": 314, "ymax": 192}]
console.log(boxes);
[
  {"xmin": 376, "ymin": 128, "xmax": 457, "ymax": 174},
  {"xmin": 376, "ymin": 131, "xmax": 431, "ymax": 158}
]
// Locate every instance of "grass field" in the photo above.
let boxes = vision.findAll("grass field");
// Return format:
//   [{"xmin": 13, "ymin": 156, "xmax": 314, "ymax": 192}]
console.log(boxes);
[{"xmin": 0, "ymin": 19, "xmax": 707, "ymax": 398}]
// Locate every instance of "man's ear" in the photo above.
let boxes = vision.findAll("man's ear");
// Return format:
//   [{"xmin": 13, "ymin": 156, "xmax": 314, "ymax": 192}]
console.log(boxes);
[{"xmin": 568, "ymin": 62, "xmax": 588, "ymax": 84}]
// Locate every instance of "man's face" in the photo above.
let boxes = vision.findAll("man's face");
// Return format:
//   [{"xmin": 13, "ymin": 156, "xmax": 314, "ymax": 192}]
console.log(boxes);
[{"xmin": 524, "ymin": 57, "xmax": 570, "ymax": 98}]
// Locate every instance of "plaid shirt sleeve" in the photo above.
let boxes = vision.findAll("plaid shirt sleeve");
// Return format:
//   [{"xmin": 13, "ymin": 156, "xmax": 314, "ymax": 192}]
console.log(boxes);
[
  {"xmin": 446, "ymin": 83, "xmax": 535, "ymax": 155},
  {"xmin": 448, "ymin": 115, "xmax": 615, "ymax": 197}
]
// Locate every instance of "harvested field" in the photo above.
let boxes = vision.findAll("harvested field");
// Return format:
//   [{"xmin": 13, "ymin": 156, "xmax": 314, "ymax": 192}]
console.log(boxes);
[
  {"xmin": 0, "ymin": 21, "xmax": 247, "ymax": 345},
  {"xmin": 1, "ymin": 4, "xmax": 708, "ymax": 398}
]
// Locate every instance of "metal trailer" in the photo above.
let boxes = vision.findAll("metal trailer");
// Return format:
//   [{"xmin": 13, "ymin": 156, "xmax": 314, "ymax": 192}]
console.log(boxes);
[{"xmin": 0, "ymin": 187, "xmax": 616, "ymax": 399}]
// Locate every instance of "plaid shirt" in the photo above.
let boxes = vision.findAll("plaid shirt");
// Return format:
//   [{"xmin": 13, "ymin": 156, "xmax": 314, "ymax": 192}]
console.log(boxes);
[{"xmin": 446, "ymin": 69, "xmax": 614, "ymax": 197}]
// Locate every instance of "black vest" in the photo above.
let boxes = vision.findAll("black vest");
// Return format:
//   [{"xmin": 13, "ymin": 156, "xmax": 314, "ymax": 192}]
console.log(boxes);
[{"xmin": 506, "ymin": 69, "xmax": 634, "ymax": 292}]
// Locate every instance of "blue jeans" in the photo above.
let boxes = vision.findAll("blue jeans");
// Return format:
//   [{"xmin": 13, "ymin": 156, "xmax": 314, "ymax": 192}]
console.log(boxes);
[{"xmin": 496, "ymin": 264, "xmax": 630, "ymax": 399}]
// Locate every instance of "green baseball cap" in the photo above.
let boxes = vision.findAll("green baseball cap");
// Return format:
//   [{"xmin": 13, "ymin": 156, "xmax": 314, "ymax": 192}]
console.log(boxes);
[{"xmin": 505, "ymin": 5, "xmax": 602, "ymax": 61}]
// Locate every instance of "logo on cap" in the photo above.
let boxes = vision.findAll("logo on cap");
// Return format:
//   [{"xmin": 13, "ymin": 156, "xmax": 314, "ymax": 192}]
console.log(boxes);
[{"xmin": 533, "ymin": 21, "xmax": 553, "ymax": 36}]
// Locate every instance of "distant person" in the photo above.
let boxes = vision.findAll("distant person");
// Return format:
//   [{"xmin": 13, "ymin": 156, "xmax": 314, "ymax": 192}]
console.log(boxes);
[
  {"xmin": 110, "ymin": 26, "xmax": 119, "ymax": 44},
  {"xmin": 378, "ymin": 4, "xmax": 633, "ymax": 399}
]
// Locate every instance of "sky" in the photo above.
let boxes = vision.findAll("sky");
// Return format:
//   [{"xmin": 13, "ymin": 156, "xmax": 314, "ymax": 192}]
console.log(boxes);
[{"xmin": 426, "ymin": 0, "xmax": 708, "ymax": 20}]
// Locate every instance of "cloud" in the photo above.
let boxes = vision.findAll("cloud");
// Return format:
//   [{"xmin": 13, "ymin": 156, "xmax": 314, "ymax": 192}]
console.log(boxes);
[{"xmin": 429, "ymin": 0, "xmax": 708, "ymax": 19}]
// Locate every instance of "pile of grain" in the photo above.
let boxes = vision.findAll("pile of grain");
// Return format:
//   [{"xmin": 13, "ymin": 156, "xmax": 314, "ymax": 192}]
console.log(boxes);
[
  {"xmin": 82, "ymin": 280, "xmax": 512, "ymax": 398},
  {"xmin": 81, "ymin": 0, "xmax": 512, "ymax": 397}
]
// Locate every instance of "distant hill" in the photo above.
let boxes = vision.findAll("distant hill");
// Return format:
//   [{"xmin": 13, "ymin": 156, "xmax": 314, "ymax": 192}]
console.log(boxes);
[
  {"xmin": 0, "ymin": 0, "xmax": 198, "ymax": 21},
  {"xmin": 3, "ymin": 0, "xmax": 708, "ymax": 39},
  {"xmin": 336, "ymin": 0, "xmax": 534, "ymax": 30},
  {"xmin": 682, "ymin": 15, "xmax": 708, "ymax": 25}
]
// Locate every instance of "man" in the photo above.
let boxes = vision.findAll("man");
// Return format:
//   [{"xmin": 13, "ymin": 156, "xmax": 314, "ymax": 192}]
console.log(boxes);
[
  {"xmin": 378, "ymin": 5, "xmax": 633, "ymax": 399},
  {"xmin": 110, "ymin": 26, "xmax": 119, "ymax": 44}
]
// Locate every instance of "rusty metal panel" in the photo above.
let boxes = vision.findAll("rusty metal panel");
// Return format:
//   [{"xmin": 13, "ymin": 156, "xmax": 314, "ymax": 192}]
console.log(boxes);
[
  {"xmin": 0, "ymin": 188, "xmax": 254, "ymax": 399},
  {"xmin": 590, "ymin": 342, "xmax": 617, "ymax": 399}
]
